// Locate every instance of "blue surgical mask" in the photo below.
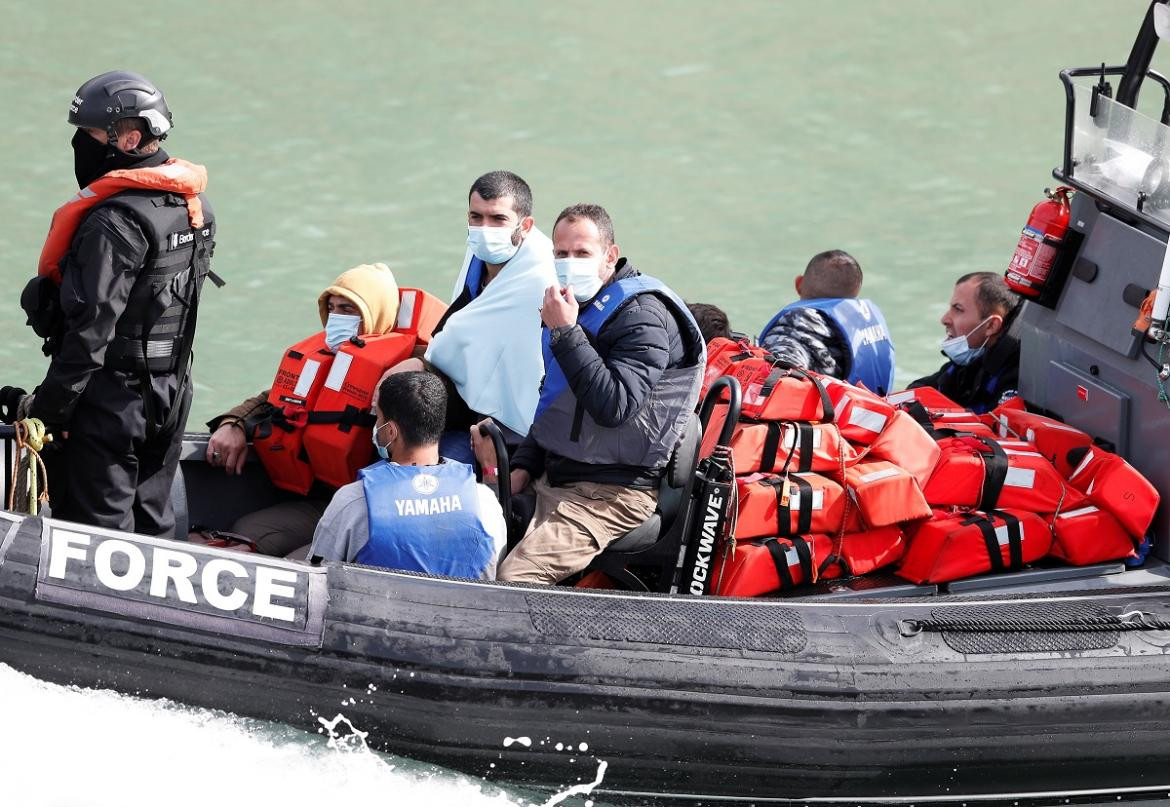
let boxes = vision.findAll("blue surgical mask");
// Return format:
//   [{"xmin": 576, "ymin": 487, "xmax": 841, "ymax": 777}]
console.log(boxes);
[
  {"xmin": 554, "ymin": 257, "xmax": 604, "ymax": 302},
  {"xmin": 940, "ymin": 315, "xmax": 992, "ymax": 366},
  {"xmin": 325, "ymin": 313, "xmax": 362, "ymax": 351},
  {"xmin": 467, "ymin": 224, "xmax": 521, "ymax": 265},
  {"xmin": 371, "ymin": 421, "xmax": 391, "ymax": 461}
]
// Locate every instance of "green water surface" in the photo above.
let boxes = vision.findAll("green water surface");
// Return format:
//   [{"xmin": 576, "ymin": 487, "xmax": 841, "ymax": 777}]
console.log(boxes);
[{"xmin": 0, "ymin": 1, "xmax": 1158, "ymax": 426}]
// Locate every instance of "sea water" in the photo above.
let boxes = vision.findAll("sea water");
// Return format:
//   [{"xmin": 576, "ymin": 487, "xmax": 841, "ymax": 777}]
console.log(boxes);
[
  {"xmin": 0, "ymin": 663, "xmax": 615, "ymax": 807},
  {"xmin": 0, "ymin": 1, "xmax": 1157, "ymax": 428},
  {"xmin": 0, "ymin": 1, "xmax": 1160, "ymax": 803}
]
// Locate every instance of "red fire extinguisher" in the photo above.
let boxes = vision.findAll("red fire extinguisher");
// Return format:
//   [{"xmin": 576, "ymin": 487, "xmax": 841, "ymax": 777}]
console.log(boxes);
[{"xmin": 1005, "ymin": 186, "xmax": 1074, "ymax": 298}]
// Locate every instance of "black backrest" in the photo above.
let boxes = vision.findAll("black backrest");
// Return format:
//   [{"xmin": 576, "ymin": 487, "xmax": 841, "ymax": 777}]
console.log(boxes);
[{"xmin": 658, "ymin": 416, "xmax": 701, "ymax": 525}]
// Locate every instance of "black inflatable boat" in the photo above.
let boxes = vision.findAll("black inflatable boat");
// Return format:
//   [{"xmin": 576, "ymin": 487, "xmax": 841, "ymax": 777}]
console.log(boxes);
[
  {"xmin": 4, "ymin": 505, "xmax": 1170, "ymax": 803},
  {"xmin": 10, "ymin": 4, "xmax": 1170, "ymax": 804}
]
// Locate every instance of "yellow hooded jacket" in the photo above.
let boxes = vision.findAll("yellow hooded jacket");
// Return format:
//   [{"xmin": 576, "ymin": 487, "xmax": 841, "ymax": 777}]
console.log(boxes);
[
  {"xmin": 317, "ymin": 262, "xmax": 400, "ymax": 335},
  {"xmin": 211, "ymin": 262, "xmax": 401, "ymax": 430}
]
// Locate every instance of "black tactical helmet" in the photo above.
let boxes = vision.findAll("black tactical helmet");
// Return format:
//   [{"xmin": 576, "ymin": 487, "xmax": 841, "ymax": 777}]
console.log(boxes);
[{"xmin": 68, "ymin": 71, "xmax": 172, "ymax": 142}]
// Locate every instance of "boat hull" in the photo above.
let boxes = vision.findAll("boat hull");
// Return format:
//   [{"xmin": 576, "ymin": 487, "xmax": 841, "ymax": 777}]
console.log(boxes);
[{"xmin": 3, "ymin": 514, "xmax": 1170, "ymax": 800}]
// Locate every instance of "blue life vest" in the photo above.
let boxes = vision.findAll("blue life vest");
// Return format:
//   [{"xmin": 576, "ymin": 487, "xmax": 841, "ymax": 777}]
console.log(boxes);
[
  {"xmin": 760, "ymin": 298, "xmax": 896, "ymax": 395},
  {"xmin": 357, "ymin": 460, "xmax": 496, "ymax": 578},
  {"xmin": 531, "ymin": 273, "xmax": 705, "ymax": 469},
  {"xmin": 463, "ymin": 257, "xmax": 486, "ymax": 301}
]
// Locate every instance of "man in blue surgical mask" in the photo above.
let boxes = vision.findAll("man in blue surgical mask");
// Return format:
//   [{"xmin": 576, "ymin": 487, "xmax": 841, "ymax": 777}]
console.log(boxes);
[
  {"xmin": 399, "ymin": 171, "xmax": 556, "ymax": 463},
  {"xmin": 492, "ymin": 203, "xmax": 706, "ymax": 585},
  {"xmin": 909, "ymin": 271, "xmax": 1021, "ymax": 413}
]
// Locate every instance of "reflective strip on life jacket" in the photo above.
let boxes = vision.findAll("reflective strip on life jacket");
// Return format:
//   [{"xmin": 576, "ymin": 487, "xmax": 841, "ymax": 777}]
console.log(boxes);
[{"xmin": 395, "ymin": 287, "xmax": 448, "ymax": 346}]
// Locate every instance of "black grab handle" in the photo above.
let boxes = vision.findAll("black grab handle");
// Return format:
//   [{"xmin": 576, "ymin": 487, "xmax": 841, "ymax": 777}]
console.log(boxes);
[
  {"xmin": 476, "ymin": 420, "xmax": 514, "ymax": 546},
  {"xmin": 699, "ymin": 376, "xmax": 742, "ymax": 448}
]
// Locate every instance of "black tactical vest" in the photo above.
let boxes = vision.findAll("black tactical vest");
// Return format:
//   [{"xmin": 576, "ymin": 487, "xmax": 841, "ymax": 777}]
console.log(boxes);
[{"xmin": 88, "ymin": 189, "xmax": 216, "ymax": 373}]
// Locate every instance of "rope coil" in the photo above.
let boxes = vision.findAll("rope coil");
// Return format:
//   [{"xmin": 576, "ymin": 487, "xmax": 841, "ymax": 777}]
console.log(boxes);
[{"xmin": 7, "ymin": 418, "xmax": 51, "ymax": 515}]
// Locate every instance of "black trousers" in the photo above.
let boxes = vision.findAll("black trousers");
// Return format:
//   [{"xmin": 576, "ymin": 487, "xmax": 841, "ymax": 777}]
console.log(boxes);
[{"xmin": 50, "ymin": 368, "xmax": 191, "ymax": 537}]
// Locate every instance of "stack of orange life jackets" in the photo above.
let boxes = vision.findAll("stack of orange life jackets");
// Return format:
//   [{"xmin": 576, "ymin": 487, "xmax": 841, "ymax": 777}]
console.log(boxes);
[
  {"xmin": 885, "ymin": 388, "xmax": 1158, "ymax": 583},
  {"xmin": 700, "ymin": 339, "xmax": 1160, "ymax": 595},
  {"xmin": 701, "ymin": 339, "xmax": 930, "ymax": 597}
]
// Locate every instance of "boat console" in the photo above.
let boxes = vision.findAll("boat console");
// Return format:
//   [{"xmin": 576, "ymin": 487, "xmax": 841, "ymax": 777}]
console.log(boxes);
[{"xmin": 1017, "ymin": 1, "xmax": 1170, "ymax": 561}]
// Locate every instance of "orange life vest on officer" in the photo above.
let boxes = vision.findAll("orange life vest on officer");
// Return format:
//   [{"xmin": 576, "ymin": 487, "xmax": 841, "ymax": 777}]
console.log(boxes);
[{"xmin": 253, "ymin": 265, "xmax": 448, "ymax": 493}]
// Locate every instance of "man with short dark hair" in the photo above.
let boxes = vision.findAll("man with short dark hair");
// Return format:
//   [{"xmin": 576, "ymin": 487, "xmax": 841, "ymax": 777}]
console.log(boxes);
[
  {"xmin": 21, "ymin": 70, "xmax": 215, "ymax": 535},
  {"xmin": 687, "ymin": 302, "xmax": 732, "ymax": 344},
  {"xmin": 759, "ymin": 250, "xmax": 896, "ymax": 394},
  {"xmin": 910, "ymin": 271, "xmax": 1021, "ymax": 413},
  {"xmin": 497, "ymin": 203, "xmax": 705, "ymax": 585},
  {"xmin": 394, "ymin": 171, "xmax": 555, "ymax": 461},
  {"xmin": 308, "ymin": 371, "xmax": 507, "ymax": 578}
]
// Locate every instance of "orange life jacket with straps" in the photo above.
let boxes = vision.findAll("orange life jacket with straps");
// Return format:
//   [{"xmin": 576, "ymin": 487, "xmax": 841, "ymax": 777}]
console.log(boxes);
[
  {"xmin": 897, "ymin": 508, "xmax": 1052, "ymax": 585},
  {"xmin": 38, "ymin": 159, "xmax": 207, "ymax": 284},
  {"xmin": 253, "ymin": 287, "xmax": 447, "ymax": 494},
  {"xmin": 712, "ymin": 527, "xmax": 905, "ymax": 597}
]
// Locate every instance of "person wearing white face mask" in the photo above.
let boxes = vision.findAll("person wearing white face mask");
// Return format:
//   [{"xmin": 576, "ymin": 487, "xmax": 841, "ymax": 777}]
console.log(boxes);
[
  {"xmin": 490, "ymin": 203, "xmax": 706, "ymax": 586},
  {"xmin": 202, "ymin": 263, "xmax": 401, "ymax": 556},
  {"xmin": 388, "ymin": 171, "xmax": 556, "ymax": 465},
  {"xmin": 909, "ymin": 271, "xmax": 1021, "ymax": 413},
  {"xmin": 308, "ymin": 371, "xmax": 507, "ymax": 578}
]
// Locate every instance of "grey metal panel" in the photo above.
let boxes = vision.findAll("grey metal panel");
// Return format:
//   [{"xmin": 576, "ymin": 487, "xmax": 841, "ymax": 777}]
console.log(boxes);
[
  {"xmin": 1018, "ymin": 204, "xmax": 1170, "ymax": 562},
  {"xmin": 1055, "ymin": 212, "xmax": 1164, "ymax": 357},
  {"xmin": 1045, "ymin": 362, "xmax": 1131, "ymax": 454}
]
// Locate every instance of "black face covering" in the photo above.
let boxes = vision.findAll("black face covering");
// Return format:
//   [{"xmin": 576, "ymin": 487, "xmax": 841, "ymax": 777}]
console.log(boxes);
[{"xmin": 71, "ymin": 128, "xmax": 152, "ymax": 188}]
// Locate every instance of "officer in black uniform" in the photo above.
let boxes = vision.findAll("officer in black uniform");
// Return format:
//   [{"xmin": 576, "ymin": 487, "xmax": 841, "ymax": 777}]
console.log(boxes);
[{"xmin": 22, "ymin": 71, "xmax": 216, "ymax": 536}]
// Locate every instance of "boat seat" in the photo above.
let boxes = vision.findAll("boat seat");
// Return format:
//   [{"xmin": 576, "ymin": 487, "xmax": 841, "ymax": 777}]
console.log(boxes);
[{"xmin": 585, "ymin": 415, "xmax": 701, "ymax": 590}]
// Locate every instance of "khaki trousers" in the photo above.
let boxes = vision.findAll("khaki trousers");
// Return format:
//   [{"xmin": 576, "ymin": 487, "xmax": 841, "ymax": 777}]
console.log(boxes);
[
  {"xmin": 231, "ymin": 498, "xmax": 330, "ymax": 557},
  {"xmin": 497, "ymin": 476, "xmax": 657, "ymax": 585}
]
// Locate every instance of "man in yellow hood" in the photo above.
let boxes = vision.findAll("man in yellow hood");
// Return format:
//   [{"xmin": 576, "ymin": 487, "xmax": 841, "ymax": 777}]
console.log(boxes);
[{"xmin": 202, "ymin": 263, "xmax": 399, "ymax": 556}]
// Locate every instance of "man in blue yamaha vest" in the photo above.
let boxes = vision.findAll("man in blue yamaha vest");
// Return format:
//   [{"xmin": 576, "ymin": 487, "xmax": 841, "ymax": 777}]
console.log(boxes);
[
  {"xmin": 759, "ymin": 250, "xmax": 896, "ymax": 394},
  {"xmin": 308, "ymin": 371, "xmax": 507, "ymax": 578},
  {"xmin": 498, "ymin": 203, "xmax": 705, "ymax": 585},
  {"xmin": 910, "ymin": 272, "xmax": 1021, "ymax": 413}
]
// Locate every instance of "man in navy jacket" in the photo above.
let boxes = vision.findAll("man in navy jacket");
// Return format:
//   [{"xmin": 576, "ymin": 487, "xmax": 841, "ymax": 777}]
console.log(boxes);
[{"xmin": 497, "ymin": 204, "xmax": 705, "ymax": 585}]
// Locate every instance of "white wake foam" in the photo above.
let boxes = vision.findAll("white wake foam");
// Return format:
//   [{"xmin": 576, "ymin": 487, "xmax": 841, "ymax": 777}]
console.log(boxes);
[{"xmin": 0, "ymin": 663, "xmax": 520, "ymax": 807}]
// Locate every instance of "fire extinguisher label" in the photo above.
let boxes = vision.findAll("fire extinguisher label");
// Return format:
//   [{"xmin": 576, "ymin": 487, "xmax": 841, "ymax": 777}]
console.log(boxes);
[
  {"xmin": 1008, "ymin": 226, "xmax": 1058, "ymax": 289},
  {"xmin": 1009, "ymin": 229, "xmax": 1042, "ymax": 270}
]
